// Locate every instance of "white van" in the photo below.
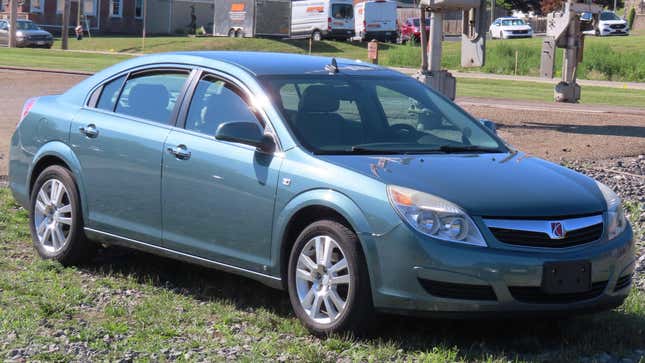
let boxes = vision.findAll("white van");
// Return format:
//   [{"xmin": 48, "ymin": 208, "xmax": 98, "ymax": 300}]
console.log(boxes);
[
  {"xmin": 354, "ymin": 0, "xmax": 398, "ymax": 42},
  {"xmin": 291, "ymin": 0, "xmax": 355, "ymax": 41}
]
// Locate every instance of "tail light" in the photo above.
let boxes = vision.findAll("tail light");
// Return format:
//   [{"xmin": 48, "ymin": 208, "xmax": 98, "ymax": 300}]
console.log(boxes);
[
  {"xmin": 18, "ymin": 97, "xmax": 38, "ymax": 127},
  {"xmin": 328, "ymin": 17, "xmax": 332, "ymax": 31}
]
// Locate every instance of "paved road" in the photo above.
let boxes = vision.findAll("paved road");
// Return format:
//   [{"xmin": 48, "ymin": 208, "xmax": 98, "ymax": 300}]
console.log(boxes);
[{"xmin": 1, "ymin": 68, "xmax": 644, "ymax": 177}]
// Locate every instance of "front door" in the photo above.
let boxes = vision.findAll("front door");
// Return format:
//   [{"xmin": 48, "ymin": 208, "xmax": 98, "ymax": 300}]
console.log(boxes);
[
  {"xmin": 70, "ymin": 68, "xmax": 191, "ymax": 243},
  {"xmin": 161, "ymin": 73, "xmax": 282, "ymax": 271}
]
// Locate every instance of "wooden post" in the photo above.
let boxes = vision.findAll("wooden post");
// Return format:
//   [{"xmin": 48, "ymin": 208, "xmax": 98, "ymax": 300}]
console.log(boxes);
[
  {"xmin": 368, "ymin": 39, "xmax": 378, "ymax": 64},
  {"xmin": 8, "ymin": 0, "xmax": 17, "ymax": 47},
  {"xmin": 419, "ymin": 7, "xmax": 428, "ymax": 72},
  {"xmin": 61, "ymin": 0, "xmax": 70, "ymax": 49},
  {"xmin": 142, "ymin": 0, "xmax": 147, "ymax": 51}
]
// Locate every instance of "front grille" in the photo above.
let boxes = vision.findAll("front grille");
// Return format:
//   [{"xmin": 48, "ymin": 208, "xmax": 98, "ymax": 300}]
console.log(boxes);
[
  {"xmin": 610, "ymin": 24, "xmax": 626, "ymax": 29},
  {"xmin": 614, "ymin": 275, "xmax": 632, "ymax": 291},
  {"xmin": 513, "ymin": 30, "xmax": 529, "ymax": 34},
  {"xmin": 509, "ymin": 281, "xmax": 607, "ymax": 304},
  {"xmin": 489, "ymin": 223, "xmax": 603, "ymax": 248},
  {"xmin": 418, "ymin": 279, "xmax": 497, "ymax": 301},
  {"xmin": 29, "ymin": 35, "xmax": 50, "ymax": 40}
]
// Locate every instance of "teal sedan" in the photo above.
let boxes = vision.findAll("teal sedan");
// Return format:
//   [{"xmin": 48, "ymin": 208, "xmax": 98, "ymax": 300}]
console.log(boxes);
[{"xmin": 9, "ymin": 52, "xmax": 635, "ymax": 335}]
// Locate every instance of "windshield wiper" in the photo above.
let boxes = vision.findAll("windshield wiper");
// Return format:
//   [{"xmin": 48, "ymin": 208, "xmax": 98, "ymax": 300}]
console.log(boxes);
[{"xmin": 438, "ymin": 145, "xmax": 503, "ymax": 154}]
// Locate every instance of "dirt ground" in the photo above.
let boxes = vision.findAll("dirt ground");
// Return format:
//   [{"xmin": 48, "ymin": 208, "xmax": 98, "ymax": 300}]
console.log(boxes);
[{"xmin": 0, "ymin": 69, "xmax": 644, "ymax": 177}]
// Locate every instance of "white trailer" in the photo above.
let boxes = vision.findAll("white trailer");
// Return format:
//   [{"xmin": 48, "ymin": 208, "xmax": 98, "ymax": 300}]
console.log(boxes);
[
  {"xmin": 354, "ymin": 0, "xmax": 398, "ymax": 42},
  {"xmin": 290, "ymin": 0, "xmax": 355, "ymax": 40}
]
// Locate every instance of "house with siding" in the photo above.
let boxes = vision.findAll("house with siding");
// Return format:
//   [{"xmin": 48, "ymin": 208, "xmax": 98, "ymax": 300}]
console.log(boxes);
[{"xmin": 0, "ymin": 0, "xmax": 213, "ymax": 35}]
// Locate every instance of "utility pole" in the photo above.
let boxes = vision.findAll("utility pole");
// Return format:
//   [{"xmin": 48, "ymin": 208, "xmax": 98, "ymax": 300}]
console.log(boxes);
[
  {"xmin": 61, "ymin": 0, "xmax": 70, "ymax": 49},
  {"xmin": 490, "ymin": 0, "xmax": 495, "ymax": 28},
  {"xmin": 142, "ymin": 0, "xmax": 147, "ymax": 51},
  {"xmin": 8, "ymin": 0, "xmax": 17, "ymax": 47}
]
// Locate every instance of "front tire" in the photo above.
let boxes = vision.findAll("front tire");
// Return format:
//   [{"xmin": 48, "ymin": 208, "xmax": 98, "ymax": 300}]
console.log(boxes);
[
  {"xmin": 29, "ymin": 165, "xmax": 95, "ymax": 266},
  {"xmin": 287, "ymin": 219, "xmax": 373, "ymax": 336}
]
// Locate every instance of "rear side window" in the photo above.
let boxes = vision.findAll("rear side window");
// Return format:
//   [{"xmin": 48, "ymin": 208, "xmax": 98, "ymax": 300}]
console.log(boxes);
[
  {"xmin": 96, "ymin": 75, "xmax": 126, "ymax": 111},
  {"xmin": 184, "ymin": 75, "xmax": 261, "ymax": 136},
  {"xmin": 115, "ymin": 70, "xmax": 189, "ymax": 124}
]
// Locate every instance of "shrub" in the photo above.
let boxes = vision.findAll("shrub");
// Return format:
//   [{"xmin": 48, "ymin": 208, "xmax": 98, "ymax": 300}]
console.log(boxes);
[{"xmin": 627, "ymin": 7, "xmax": 636, "ymax": 29}]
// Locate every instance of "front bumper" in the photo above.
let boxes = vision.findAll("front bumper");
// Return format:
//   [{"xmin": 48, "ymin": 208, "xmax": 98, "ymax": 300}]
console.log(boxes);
[
  {"xmin": 599, "ymin": 28, "xmax": 629, "ymax": 36},
  {"xmin": 367, "ymin": 221, "xmax": 635, "ymax": 316},
  {"xmin": 503, "ymin": 31, "xmax": 533, "ymax": 39},
  {"xmin": 16, "ymin": 38, "xmax": 53, "ymax": 47}
]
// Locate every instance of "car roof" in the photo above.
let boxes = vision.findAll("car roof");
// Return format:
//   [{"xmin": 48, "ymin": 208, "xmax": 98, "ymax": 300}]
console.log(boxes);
[{"xmin": 170, "ymin": 51, "xmax": 399, "ymax": 77}]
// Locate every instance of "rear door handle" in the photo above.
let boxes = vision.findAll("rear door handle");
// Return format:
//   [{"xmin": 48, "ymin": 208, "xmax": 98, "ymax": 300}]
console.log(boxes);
[
  {"xmin": 79, "ymin": 124, "xmax": 99, "ymax": 138},
  {"xmin": 167, "ymin": 144, "xmax": 191, "ymax": 160}
]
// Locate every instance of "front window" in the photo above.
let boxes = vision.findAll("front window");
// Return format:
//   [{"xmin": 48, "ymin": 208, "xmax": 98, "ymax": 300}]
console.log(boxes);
[
  {"xmin": 135, "ymin": 0, "xmax": 143, "ymax": 19},
  {"xmin": 110, "ymin": 0, "xmax": 122, "ymax": 17},
  {"xmin": 262, "ymin": 76, "xmax": 505, "ymax": 155},
  {"xmin": 30, "ymin": 0, "xmax": 44, "ymax": 13},
  {"xmin": 412, "ymin": 18, "xmax": 430, "ymax": 27},
  {"xmin": 16, "ymin": 21, "xmax": 40, "ymax": 30},
  {"xmin": 331, "ymin": 4, "xmax": 353, "ymax": 19},
  {"xmin": 600, "ymin": 12, "xmax": 620, "ymax": 21},
  {"xmin": 501, "ymin": 19, "xmax": 526, "ymax": 26}
]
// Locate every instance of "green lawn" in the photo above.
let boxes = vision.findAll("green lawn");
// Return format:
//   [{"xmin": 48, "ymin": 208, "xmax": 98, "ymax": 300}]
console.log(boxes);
[{"xmin": 1, "ymin": 187, "xmax": 644, "ymax": 361}]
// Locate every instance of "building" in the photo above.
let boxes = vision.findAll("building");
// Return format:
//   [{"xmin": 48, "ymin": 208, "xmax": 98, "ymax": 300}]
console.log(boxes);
[{"xmin": 0, "ymin": 0, "xmax": 213, "ymax": 35}]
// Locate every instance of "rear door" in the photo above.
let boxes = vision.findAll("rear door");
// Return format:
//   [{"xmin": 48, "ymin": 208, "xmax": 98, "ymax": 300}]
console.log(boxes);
[
  {"xmin": 329, "ymin": 0, "xmax": 354, "ymax": 32},
  {"xmin": 161, "ymin": 71, "xmax": 282, "ymax": 271},
  {"xmin": 71, "ymin": 67, "xmax": 192, "ymax": 243},
  {"xmin": 365, "ymin": 1, "xmax": 396, "ymax": 32}
]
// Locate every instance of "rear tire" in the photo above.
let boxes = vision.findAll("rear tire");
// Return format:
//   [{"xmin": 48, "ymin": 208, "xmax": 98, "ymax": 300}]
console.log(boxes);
[
  {"xmin": 287, "ymin": 219, "xmax": 373, "ymax": 336},
  {"xmin": 312, "ymin": 30, "xmax": 322, "ymax": 42},
  {"xmin": 29, "ymin": 165, "xmax": 95, "ymax": 266},
  {"xmin": 228, "ymin": 28, "xmax": 236, "ymax": 37}
]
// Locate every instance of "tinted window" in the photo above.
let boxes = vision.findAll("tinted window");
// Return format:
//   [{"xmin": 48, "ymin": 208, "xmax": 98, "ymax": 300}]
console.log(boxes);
[
  {"xmin": 96, "ymin": 75, "xmax": 126, "ymax": 111},
  {"xmin": 262, "ymin": 76, "xmax": 505, "ymax": 154},
  {"xmin": 184, "ymin": 76, "xmax": 260, "ymax": 136},
  {"xmin": 115, "ymin": 71, "xmax": 189, "ymax": 124},
  {"xmin": 600, "ymin": 12, "xmax": 620, "ymax": 21},
  {"xmin": 332, "ymin": 4, "xmax": 353, "ymax": 19}
]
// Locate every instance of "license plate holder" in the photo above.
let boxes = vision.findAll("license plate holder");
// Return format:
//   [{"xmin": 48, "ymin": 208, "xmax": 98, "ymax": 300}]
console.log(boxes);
[
  {"xmin": 37, "ymin": 41, "xmax": 45, "ymax": 45},
  {"xmin": 542, "ymin": 261, "xmax": 591, "ymax": 294}
]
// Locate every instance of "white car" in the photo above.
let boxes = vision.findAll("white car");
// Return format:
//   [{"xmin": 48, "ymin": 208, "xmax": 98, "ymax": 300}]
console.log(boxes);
[
  {"xmin": 581, "ymin": 11, "xmax": 629, "ymax": 36},
  {"xmin": 489, "ymin": 17, "xmax": 533, "ymax": 39}
]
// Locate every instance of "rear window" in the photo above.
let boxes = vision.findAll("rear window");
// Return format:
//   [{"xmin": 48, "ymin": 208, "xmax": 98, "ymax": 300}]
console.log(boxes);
[{"xmin": 332, "ymin": 4, "xmax": 353, "ymax": 19}]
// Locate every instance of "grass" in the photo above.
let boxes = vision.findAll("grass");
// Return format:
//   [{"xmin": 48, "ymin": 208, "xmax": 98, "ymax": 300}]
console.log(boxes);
[{"xmin": 0, "ymin": 186, "xmax": 644, "ymax": 361}]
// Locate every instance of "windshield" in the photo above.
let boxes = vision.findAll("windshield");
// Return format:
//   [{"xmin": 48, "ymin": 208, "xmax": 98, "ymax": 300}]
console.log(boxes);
[
  {"xmin": 262, "ymin": 76, "xmax": 506, "ymax": 155},
  {"xmin": 501, "ymin": 19, "xmax": 526, "ymax": 26},
  {"xmin": 332, "ymin": 4, "xmax": 353, "ymax": 19},
  {"xmin": 412, "ymin": 18, "xmax": 430, "ymax": 27},
  {"xmin": 16, "ymin": 21, "xmax": 40, "ymax": 30},
  {"xmin": 600, "ymin": 12, "xmax": 621, "ymax": 21}
]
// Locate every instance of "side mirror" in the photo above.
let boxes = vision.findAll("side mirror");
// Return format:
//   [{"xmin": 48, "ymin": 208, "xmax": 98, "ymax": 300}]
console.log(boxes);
[
  {"xmin": 479, "ymin": 118, "xmax": 497, "ymax": 134},
  {"xmin": 215, "ymin": 121, "xmax": 275, "ymax": 153}
]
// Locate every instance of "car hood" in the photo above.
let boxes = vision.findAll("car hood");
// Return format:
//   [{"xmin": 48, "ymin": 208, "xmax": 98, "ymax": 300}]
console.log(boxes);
[
  {"xmin": 501, "ymin": 25, "xmax": 532, "ymax": 31},
  {"xmin": 318, "ymin": 152, "xmax": 605, "ymax": 217},
  {"xmin": 17, "ymin": 29, "xmax": 51, "ymax": 36},
  {"xmin": 600, "ymin": 20, "xmax": 627, "ymax": 25}
]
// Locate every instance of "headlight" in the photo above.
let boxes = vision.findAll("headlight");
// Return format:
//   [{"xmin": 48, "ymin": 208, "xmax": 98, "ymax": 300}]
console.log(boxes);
[
  {"xmin": 387, "ymin": 185, "xmax": 486, "ymax": 247},
  {"xmin": 595, "ymin": 181, "xmax": 627, "ymax": 240}
]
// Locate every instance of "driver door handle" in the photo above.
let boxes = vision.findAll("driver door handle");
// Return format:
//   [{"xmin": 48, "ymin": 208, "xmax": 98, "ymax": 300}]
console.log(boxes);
[
  {"xmin": 167, "ymin": 144, "xmax": 191, "ymax": 160},
  {"xmin": 79, "ymin": 124, "xmax": 99, "ymax": 138}
]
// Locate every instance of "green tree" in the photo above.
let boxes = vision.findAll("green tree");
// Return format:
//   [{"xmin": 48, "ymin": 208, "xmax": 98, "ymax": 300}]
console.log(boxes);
[{"xmin": 496, "ymin": 0, "xmax": 542, "ymax": 12}]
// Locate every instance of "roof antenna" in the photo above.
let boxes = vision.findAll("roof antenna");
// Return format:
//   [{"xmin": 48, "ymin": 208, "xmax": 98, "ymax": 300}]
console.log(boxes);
[{"xmin": 325, "ymin": 58, "xmax": 339, "ymax": 74}]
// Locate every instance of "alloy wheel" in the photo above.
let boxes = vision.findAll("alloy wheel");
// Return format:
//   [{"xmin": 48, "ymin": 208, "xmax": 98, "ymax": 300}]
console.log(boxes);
[
  {"xmin": 33, "ymin": 179, "xmax": 73, "ymax": 253},
  {"xmin": 295, "ymin": 235, "xmax": 351, "ymax": 325}
]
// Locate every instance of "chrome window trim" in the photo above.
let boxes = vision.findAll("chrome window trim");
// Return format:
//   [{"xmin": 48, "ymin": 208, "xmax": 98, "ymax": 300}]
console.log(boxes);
[
  {"xmin": 483, "ymin": 214, "xmax": 603, "ymax": 238},
  {"xmin": 84, "ymin": 227, "xmax": 282, "ymax": 287}
]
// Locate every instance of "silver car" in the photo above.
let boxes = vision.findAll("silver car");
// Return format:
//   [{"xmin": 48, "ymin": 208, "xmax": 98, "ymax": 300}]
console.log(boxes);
[{"xmin": 0, "ymin": 19, "xmax": 53, "ymax": 48}]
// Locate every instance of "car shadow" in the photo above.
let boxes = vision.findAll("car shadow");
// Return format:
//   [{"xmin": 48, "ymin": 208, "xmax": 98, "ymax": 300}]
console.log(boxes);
[
  {"xmin": 500, "ymin": 122, "xmax": 645, "ymax": 138},
  {"xmin": 82, "ymin": 246, "xmax": 645, "ymax": 359}
]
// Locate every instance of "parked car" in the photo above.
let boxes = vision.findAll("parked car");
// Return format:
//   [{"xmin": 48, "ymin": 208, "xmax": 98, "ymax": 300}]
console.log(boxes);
[
  {"xmin": 399, "ymin": 17, "xmax": 430, "ymax": 43},
  {"xmin": 581, "ymin": 11, "xmax": 629, "ymax": 36},
  {"xmin": 489, "ymin": 17, "xmax": 533, "ymax": 39},
  {"xmin": 292, "ymin": 0, "xmax": 355, "ymax": 41},
  {"xmin": 0, "ymin": 19, "xmax": 53, "ymax": 48},
  {"xmin": 355, "ymin": 0, "xmax": 398, "ymax": 42},
  {"xmin": 10, "ymin": 52, "xmax": 634, "ymax": 336}
]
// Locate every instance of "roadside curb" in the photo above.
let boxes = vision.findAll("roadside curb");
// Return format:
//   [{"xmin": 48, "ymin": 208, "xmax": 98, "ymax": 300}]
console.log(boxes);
[{"xmin": 0, "ymin": 65, "xmax": 94, "ymax": 76}]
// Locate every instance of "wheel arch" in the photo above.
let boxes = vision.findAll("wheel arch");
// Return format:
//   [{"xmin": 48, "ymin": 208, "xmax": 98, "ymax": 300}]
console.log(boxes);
[
  {"xmin": 29, "ymin": 142, "xmax": 88, "ymax": 220},
  {"xmin": 273, "ymin": 189, "xmax": 374, "ymax": 289}
]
